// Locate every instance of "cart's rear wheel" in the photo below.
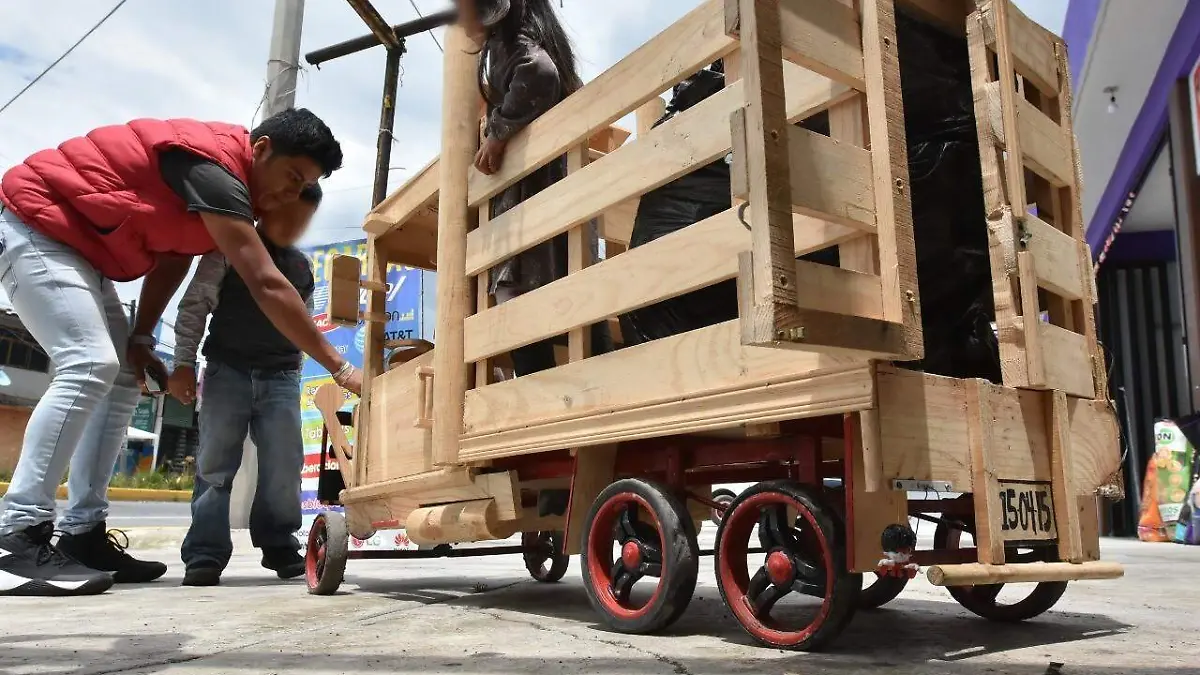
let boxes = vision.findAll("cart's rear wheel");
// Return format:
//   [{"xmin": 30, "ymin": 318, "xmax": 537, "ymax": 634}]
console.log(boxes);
[
  {"xmin": 710, "ymin": 488, "xmax": 737, "ymax": 525},
  {"xmin": 581, "ymin": 478, "xmax": 699, "ymax": 634},
  {"xmin": 715, "ymin": 480, "xmax": 860, "ymax": 651},
  {"xmin": 522, "ymin": 530, "xmax": 569, "ymax": 583},
  {"xmin": 934, "ymin": 519, "xmax": 1067, "ymax": 622},
  {"xmin": 858, "ymin": 573, "xmax": 908, "ymax": 609},
  {"xmin": 306, "ymin": 511, "xmax": 349, "ymax": 595}
]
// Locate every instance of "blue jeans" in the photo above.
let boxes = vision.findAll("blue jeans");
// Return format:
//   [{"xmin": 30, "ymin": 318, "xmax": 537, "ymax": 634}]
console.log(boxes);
[
  {"xmin": 0, "ymin": 211, "xmax": 141, "ymax": 535},
  {"xmin": 181, "ymin": 361, "xmax": 303, "ymax": 570}
]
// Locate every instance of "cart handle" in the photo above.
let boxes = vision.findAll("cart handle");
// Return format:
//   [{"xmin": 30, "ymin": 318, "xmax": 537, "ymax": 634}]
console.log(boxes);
[{"xmin": 415, "ymin": 366, "xmax": 435, "ymax": 429}]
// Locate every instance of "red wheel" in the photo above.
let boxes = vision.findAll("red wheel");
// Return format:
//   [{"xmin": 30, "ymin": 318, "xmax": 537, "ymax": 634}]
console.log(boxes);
[
  {"xmin": 715, "ymin": 480, "xmax": 860, "ymax": 651},
  {"xmin": 581, "ymin": 478, "xmax": 698, "ymax": 634},
  {"xmin": 522, "ymin": 530, "xmax": 569, "ymax": 582},
  {"xmin": 935, "ymin": 519, "xmax": 1067, "ymax": 621},
  {"xmin": 306, "ymin": 511, "xmax": 348, "ymax": 595}
]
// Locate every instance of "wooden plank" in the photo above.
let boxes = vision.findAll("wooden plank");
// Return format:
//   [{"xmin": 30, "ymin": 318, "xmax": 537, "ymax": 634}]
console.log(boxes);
[
  {"xmin": 848, "ymin": 412, "xmax": 908, "ymax": 573},
  {"xmin": 995, "ymin": 480, "xmax": 1057, "ymax": 542},
  {"xmin": 328, "ymin": 254, "xmax": 363, "ymax": 327},
  {"xmin": 562, "ymin": 445, "xmax": 618, "ymax": 555},
  {"xmin": 1039, "ymin": 322, "xmax": 1096, "ymax": 398},
  {"xmin": 830, "ymin": 93, "xmax": 881, "ymax": 275},
  {"xmin": 967, "ymin": 379, "xmax": 1005, "ymax": 564},
  {"xmin": 1047, "ymin": 391, "xmax": 1083, "ymax": 561},
  {"xmin": 364, "ymin": 157, "xmax": 440, "ymax": 235},
  {"xmin": 367, "ymin": 351, "xmax": 435, "ymax": 483},
  {"xmin": 341, "ymin": 467, "xmax": 483, "ymax": 504},
  {"xmin": 989, "ymin": 1, "xmax": 1028, "ymax": 214},
  {"xmin": 1067, "ymin": 397, "xmax": 1121, "ymax": 496},
  {"xmin": 861, "ymin": 0, "xmax": 923, "ymax": 358},
  {"xmin": 474, "ymin": 203, "xmax": 493, "ymax": 388},
  {"xmin": 1078, "ymin": 495, "xmax": 1102, "ymax": 561},
  {"xmin": 467, "ymin": 0, "xmax": 738, "ymax": 207},
  {"xmin": 599, "ymin": 199, "xmax": 638, "ymax": 247},
  {"xmin": 314, "ymin": 384, "xmax": 355, "ymax": 484},
  {"xmin": 1024, "ymin": 213, "xmax": 1085, "ymax": 300},
  {"xmin": 460, "ymin": 321, "xmax": 874, "ymax": 460},
  {"xmin": 730, "ymin": 121, "xmax": 877, "ymax": 230},
  {"xmin": 463, "ymin": 207, "xmax": 884, "ymax": 362},
  {"xmin": 355, "ymin": 238, "xmax": 389, "ymax": 487},
  {"xmin": 728, "ymin": 0, "xmax": 866, "ymax": 90},
  {"xmin": 565, "ymin": 144, "xmax": 592, "ymax": 363},
  {"xmin": 430, "ymin": 26, "xmax": 480, "ymax": 467},
  {"xmin": 474, "ymin": 471, "xmax": 522, "ymax": 521},
  {"xmin": 896, "ymin": 0, "xmax": 969, "ymax": 34},
  {"xmin": 979, "ymin": 0, "xmax": 1060, "ymax": 96},
  {"xmin": 875, "ymin": 366, "xmax": 972, "ymax": 489},
  {"xmin": 984, "ymin": 82, "xmax": 1073, "ymax": 187},
  {"xmin": 466, "ymin": 62, "xmax": 849, "ymax": 277},
  {"xmin": 1016, "ymin": 251, "xmax": 1045, "ymax": 387}
]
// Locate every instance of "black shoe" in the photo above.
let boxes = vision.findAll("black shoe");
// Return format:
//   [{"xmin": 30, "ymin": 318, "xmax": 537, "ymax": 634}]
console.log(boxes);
[
  {"xmin": 0, "ymin": 522, "xmax": 114, "ymax": 596},
  {"xmin": 181, "ymin": 565, "xmax": 221, "ymax": 587},
  {"xmin": 57, "ymin": 523, "xmax": 168, "ymax": 584},
  {"xmin": 261, "ymin": 547, "xmax": 305, "ymax": 580}
]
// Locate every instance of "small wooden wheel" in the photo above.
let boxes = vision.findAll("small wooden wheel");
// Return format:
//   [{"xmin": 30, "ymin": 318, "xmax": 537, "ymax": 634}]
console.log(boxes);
[
  {"xmin": 581, "ymin": 478, "xmax": 699, "ymax": 634},
  {"xmin": 522, "ymin": 530, "xmax": 569, "ymax": 583},
  {"xmin": 306, "ymin": 511, "xmax": 349, "ymax": 595},
  {"xmin": 935, "ymin": 519, "xmax": 1067, "ymax": 622},
  {"xmin": 714, "ymin": 480, "xmax": 861, "ymax": 651}
]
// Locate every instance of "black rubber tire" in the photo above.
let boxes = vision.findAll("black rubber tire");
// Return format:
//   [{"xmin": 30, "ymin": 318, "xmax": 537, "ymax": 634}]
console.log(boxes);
[
  {"xmin": 714, "ymin": 480, "xmax": 861, "ymax": 651},
  {"xmin": 934, "ymin": 520, "xmax": 1068, "ymax": 622},
  {"xmin": 710, "ymin": 488, "xmax": 738, "ymax": 525},
  {"xmin": 306, "ymin": 511, "xmax": 349, "ymax": 596},
  {"xmin": 581, "ymin": 478, "xmax": 699, "ymax": 635},
  {"xmin": 522, "ymin": 530, "xmax": 570, "ymax": 583},
  {"xmin": 858, "ymin": 573, "xmax": 908, "ymax": 609}
]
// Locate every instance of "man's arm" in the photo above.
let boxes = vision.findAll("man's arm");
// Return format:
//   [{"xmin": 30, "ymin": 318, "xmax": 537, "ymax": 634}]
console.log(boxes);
[
  {"xmin": 133, "ymin": 255, "xmax": 194, "ymax": 339},
  {"xmin": 173, "ymin": 252, "xmax": 227, "ymax": 367}
]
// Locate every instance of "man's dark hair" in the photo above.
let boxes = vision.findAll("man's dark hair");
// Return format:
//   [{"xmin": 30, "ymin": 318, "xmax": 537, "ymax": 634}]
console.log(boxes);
[
  {"xmin": 251, "ymin": 108, "xmax": 344, "ymax": 178},
  {"xmin": 300, "ymin": 182, "xmax": 323, "ymax": 205}
]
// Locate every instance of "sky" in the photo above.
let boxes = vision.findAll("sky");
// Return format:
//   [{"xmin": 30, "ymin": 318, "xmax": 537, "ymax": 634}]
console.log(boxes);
[{"xmin": 0, "ymin": 0, "xmax": 1068, "ymax": 336}]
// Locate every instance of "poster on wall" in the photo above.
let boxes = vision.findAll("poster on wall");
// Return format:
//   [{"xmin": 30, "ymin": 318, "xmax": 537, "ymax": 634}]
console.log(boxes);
[
  {"xmin": 295, "ymin": 239, "xmax": 427, "ymax": 552},
  {"xmin": 1191, "ymin": 55, "xmax": 1200, "ymax": 176}
]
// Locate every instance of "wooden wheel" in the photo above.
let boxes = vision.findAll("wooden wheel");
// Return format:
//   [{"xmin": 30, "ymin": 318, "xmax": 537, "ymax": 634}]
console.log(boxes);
[
  {"xmin": 858, "ymin": 573, "xmax": 908, "ymax": 609},
  {"xmin": 581, "ymin": 478, "xmax": 699, "ymax": 634},
  {"xmin": 306, "ymin": 511, "xmax": 349, "ymax": 595},
  {"xmin": 714, "ymin": 480, "xmax": 860, "ymax": 651},
  {"xmin": 522, "ymin": 530, "xmax": 569, "ymax": 583},
  {"xmin": 934, "ymin": 519, "xmax": 1067, "ymax": 621}
]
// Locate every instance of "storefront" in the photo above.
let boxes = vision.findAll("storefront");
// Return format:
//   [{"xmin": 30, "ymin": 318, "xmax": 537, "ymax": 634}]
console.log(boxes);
[{"xmin": 1068, "ymin": 0, "xmax": 1200, "ymax": 534}]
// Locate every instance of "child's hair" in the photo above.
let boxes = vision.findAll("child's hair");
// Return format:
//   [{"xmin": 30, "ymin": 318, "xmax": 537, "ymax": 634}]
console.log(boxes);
[
  {"xmin": 299, "ymin": 182, "xmax": 323, "ymax": 206},
  {"xmin": 477, "ymin": 0, "xmax": 583, "ymax": 107}
]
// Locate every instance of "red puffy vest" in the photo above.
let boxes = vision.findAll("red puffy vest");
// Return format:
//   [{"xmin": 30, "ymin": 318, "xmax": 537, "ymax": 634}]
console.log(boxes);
[{"xmin": 0, "ymin": 119, "xmax": 253, "ymax": 281}]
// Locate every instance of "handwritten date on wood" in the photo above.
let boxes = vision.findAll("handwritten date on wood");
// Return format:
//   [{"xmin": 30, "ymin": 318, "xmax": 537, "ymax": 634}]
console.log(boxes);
[{"xmin": 996, "ymin": 480, "xmax": 1058, "ymax": 541}]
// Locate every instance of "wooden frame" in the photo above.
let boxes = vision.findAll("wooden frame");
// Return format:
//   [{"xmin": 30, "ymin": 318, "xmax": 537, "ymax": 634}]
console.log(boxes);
[{"xmin": 318, "ymin": 0, "xmax": 1120, "ymax": 583}]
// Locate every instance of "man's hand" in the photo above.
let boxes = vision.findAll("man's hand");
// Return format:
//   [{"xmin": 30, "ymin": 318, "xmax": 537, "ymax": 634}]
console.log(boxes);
[
  {"xmin": 128, "ymin": 343, "xmax": 168, "ymax": 393},
  {"xmin": 169, "ymin": 365, "xmax": 197, "ymax": 405},
  {"xmin": 340, "ymin": 367, "xmax": 363, "ymax": 397},
  {"xmin": 473, "ymin": 136, "xmax": 508, "ymax": 175}
]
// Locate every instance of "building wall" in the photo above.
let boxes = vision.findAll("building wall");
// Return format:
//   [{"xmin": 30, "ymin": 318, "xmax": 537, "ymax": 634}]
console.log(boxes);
[{"xmin": 0, "ymin": 404, "xmax": 32, "ymax": 475}]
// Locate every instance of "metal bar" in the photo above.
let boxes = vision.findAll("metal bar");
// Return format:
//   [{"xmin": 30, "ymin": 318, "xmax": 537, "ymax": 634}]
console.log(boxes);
[
  {"xmin": 305, "ymin": 9, "xmax": 457, "ymax": 66},
  {"xmin": 372, "ymin": 46, "xmax": 404, "ymax": 208}
]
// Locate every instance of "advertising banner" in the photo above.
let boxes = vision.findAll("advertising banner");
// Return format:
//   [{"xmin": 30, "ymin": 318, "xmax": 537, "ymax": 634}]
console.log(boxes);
[{"xmin": 295, "ymin": 239, "xmax": 428, "ymax": 551}]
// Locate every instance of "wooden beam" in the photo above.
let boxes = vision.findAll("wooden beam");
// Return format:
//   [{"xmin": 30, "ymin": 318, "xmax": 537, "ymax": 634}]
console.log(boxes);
[
  {"xmin": 430, "ymin": 26, "xmax": 480, "ymax": 467},
  {"xmin": 354, "ymin": 237, "xmax": 389, "ymax": 486},
  {"xmin": 467, "ymin": 0, "xmax": 738, "ymax": 208},
  {"xmin": 847, "ymin": 411, "xmax": 907, "ymax": 573},
  {"xmin": 727, "ymin": 0, "xmax": 866, "ymax": 90},
  {"xmin": 984, "ymin": 82, "xmax": 1073, "ymax": 188},
  {"xmin": 967, "ymin": 379, "xmax": 1005, "ymax": 564},
  {"xmin": 364, "ymin": 157, "xmax": 440, "ymax": 235},
  {"xmin": 928, "ymin": 561, "xmax": 1123, "ymax": 586},
  {"xmin": 1047, "ymin": 391, "xmax": 1083, "ymax": 562},
  {"xmin": 1038, "ymin": 322, "xmax": 1096, "ymax": 398},
  {"xmin": 1023, "ymin": 213, "xmax": 1085, "ymax": 300},
  {"xmin": 465, "ymin": 60, "xmax": 850, "ymax": 277},
  {"xmin": 1016, "ymin": 251, "xmax": 1045, "ymax": 387},
  {"xmin": 979, "ymin": 0, "xmax": 1060, "ymax": 97},
  {"xmin": 563, "ymin": 445, "xmax": 618, "ymax": 555},
  {"xmin": 463, "ymin": 207, "xmax": 884, "ymax": 362}
]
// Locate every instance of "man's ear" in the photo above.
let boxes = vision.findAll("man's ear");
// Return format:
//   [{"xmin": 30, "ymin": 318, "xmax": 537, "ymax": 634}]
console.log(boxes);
[{"xmin": 252, "ymin": 136, "xmax": 272, "ymax": 161}]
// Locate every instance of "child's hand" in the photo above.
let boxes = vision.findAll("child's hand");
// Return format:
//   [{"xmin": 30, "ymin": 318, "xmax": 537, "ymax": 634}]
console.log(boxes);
[
  {"xmin": 474, "ymin": 136, "xmax": 508, "ymax": 175},
  {"xmin": 169, "ymin": 366, "xmax": 197, "ymax": 405}
]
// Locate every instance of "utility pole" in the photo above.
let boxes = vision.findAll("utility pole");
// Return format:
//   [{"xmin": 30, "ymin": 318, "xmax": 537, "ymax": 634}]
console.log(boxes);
[{"xmin": 230, "ymin": 0, "xmax": 306, "ymax": 530}]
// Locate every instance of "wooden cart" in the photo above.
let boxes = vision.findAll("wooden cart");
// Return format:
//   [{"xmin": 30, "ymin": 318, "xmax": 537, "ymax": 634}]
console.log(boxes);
[{"xmin": 304, "ymin": 0, "xmax": 1125, "ymax": 651}]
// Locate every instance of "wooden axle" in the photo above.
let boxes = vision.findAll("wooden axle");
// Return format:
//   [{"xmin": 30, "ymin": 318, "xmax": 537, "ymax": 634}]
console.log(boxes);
[{"xmin": 926, "ymin": 561, "xmax": 1124, "ymax": 586}]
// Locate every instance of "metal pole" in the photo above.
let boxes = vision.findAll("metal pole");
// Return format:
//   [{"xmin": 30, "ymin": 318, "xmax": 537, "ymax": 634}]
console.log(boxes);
[
  {"xmin": 304, "ymin": 9, "xmax": 455, "ymax": 67},
  {"xmin": 231, "ymin": 0, "xmax": 306, "ymax": 531},
  {"xmin": 373, "ymin": 45, "xmax": 405, "ymax": 208}
]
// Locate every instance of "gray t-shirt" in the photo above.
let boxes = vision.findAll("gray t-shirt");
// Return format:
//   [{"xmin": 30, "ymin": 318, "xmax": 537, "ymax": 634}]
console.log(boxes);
[{"xmin": 158, "ymin": 149, "xmax": 253, "ymax": 221}]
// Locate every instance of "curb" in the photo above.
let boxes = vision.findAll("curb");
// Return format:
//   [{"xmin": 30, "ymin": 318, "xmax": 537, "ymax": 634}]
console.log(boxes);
[
  {"xmin": 0, "ymin": 482, "xmax": 192, "ymax": 503},
  {"xmin": 122, "ymin": 527, "xmax": 254, "ymax": 551}
]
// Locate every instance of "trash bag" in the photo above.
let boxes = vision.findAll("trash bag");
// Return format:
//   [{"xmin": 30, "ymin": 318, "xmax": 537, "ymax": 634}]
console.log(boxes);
[{"xmin": 894, "ymin": 9, "xmax": 1001, "ymax": 382}]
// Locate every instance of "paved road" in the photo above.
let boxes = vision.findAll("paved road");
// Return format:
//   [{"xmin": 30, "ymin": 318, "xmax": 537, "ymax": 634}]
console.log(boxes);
[
  {"xmin": 2, "ymin": 532, "xmax": 1196, "ymax": 675},
  {"xmin": 54, "ymin": 500, "xmax": 193, "ymax": 529}
]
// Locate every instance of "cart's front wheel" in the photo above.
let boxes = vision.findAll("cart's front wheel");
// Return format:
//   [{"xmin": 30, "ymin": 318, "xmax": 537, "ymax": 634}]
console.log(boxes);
[
  {"xmin": 858, "ymin": 573, "xmax": 908, "ymax": 609},
  {"xmin": 935, "ymin": 519, "xmax": 1067, "ymax": 622},
  {"xmin": 522, "ymin": 530, "xmax": 569, "ymax": 582},
  {"xmin": 306, "ymin": 511, "xmax": 349, "ymax": 595},
  {"xmin": 715, "ymin": 480, "xmax": 860, "ymax": 651},
  {"xmin": 581, "ymin": 478, "xmax": 699, "ymax": 634}
]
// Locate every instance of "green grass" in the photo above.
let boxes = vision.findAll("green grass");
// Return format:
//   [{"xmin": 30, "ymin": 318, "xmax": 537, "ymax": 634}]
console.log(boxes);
[{"xmin": 0, "ymin": 468, "xmax": 193, "ymax": 491}]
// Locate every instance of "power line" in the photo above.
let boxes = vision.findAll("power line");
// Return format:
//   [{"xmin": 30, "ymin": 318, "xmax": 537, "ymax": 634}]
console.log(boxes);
[
  {"xmin": 0, "ymin": 0, "xmax": 130, "ymax": 117},
  {"xmin": 405, "ymin": 0, "xmax": 443, "ymax": 53}
]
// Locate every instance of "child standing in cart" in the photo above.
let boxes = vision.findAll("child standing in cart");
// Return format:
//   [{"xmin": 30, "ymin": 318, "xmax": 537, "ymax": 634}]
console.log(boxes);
[{"xmin": 168, "ymin": 185, "xmax": 322, "ymax": 586}]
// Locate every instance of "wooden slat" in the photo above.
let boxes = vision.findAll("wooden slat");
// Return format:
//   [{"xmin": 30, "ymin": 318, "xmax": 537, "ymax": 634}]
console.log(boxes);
[
  {"xmin": 730, "ymin": 121, "xmax": 876, "ymax": 230},
  {"xmin": 984, "ymin": 82, "xmax": 1073, "ymax": 188},
  {"xmin": 727, "ymin": 0, "xmax": 866, "ymax": 90},
  {"xmin": 1048, "ymin": 391, "xmax": 1083, "ymax": 561},
  {"xmin": 465, "ymin": 61, "xmax": 850, "ymax": 277},
  {"xmin": 599, "ymin": 198, "xmax": 638, "ymax": 247},
  {"xmin": 1023, "ymin": 213, "xmax": 1085, "ymax": 300},
  {"xmin": 563, "ymin": 445, "xmax": 617, "ymax": 555},
  {"xmin": 980, "ymin": 0, "xmax": 1060, "ymax": 96},
  {"xmin": 1039, "ymin": 322, "xmax": 1096, "ymax": 398},
  {"xmin": 1067, "ymin": 393, "xmax": 1121, "ymax": 499},
  {"xmin": 364, "ymin": 157, "xmax": 440, "ymax": 235},
  {"xmin": 463, "ymin": 207, "xmax": 884, "ymax": 361},
  {"xmin": 896, "ymin": 0, "xmax": 969, "ymax": 33},
  {"xmin": 467, "ymin": 0, "xmax": 737, "ymax": 208},
  {"xmin": 354, "ymin": 238, "xmax": 389, "ymax": 486},
  {"xmin": 967, "ymin": 379, "xmax": 1005, "ymax": 564},
  {"xmin": 848, "ymin": 412, "xmax": 907, "ymax": 573},
  {"xmin": 1017, "ymin": 251, "xmax": 1045, "ymax": 387},
  {"xmin": 340, "ymin": 467, "xmax": 483, "ymax": 505},
  {"xmin": 367, "ymin": 351, "xmax": 435, "ymax": 482}
]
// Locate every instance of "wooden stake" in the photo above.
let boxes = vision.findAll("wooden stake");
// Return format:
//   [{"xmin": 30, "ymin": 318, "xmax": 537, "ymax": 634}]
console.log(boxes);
[
  {"xmin": 967, "ymin": 380, "xmax": 1005, "ymax": 564},
  {"xmin": 1047, "ymin": 390, "xmax": 1083, "ymax": 561}
]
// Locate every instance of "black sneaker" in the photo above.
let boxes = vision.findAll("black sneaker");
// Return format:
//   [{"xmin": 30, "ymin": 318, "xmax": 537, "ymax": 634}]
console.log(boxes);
[
  {"xmin": 261, "ymin": 547, "xmax": 305, "ymax": 580},
  {"xmin": 181, "ymin": 565, "xmax": 221, "ymax": 587},
  {"xmin": 0, "ymin": 522, "xmax": 114, "ymax": 596},
  {"xmin": 57, "ymin": 523, "xmax": 168, "ymax": 584}
]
